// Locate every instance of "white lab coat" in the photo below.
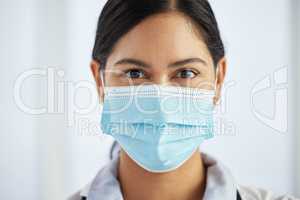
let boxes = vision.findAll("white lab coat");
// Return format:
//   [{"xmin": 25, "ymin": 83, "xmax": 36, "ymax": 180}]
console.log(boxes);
[{"xmin": 68, "ymin": 142, "xmax": 298, "ymax": 200}]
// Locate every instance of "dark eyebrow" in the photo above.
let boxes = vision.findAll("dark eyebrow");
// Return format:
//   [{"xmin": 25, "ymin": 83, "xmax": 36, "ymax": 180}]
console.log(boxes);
[
  {"xmin": 168, "ymin": 58, "xmax": 207, "ymax": 67},
  {"xmin": 114, "ymin": 58, "xmax": 151, "ymax": 68},
  {"xmin": 114, "ymin": 57, "xmax": 207, "ymax": 68}
]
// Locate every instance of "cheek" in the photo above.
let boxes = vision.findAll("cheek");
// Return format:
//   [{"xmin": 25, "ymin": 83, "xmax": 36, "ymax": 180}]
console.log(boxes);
[
  {"xmin": 192, "ymin": 78, "xmax": 215, "ymax": 90},
  {"xmin": 102, "ymin": 67, "xmax": 131, "ymax": 87},
  {"xmin": 205, "ymin": 65, "xmax": 216, "ymax": 89},
  {"xmin": 104, "ymin": 76, "xmax": 133, "ymax": 87},
  {"xmin": 191, "ymin": 67, "xmax": 216, "ymax": 90}
]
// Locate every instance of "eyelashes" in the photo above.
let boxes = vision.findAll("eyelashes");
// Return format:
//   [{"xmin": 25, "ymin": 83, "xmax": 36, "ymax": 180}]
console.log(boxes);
[
  {"xmin": 175, "ymin": 69, "xmax": 200, "ymax": 79},
  {"xmin": 124, "ymin": 69, "xmax": 146, "ymax": 79},
  {"xmin": 123, "ymin": 67, "xmax": 201, "ymax": 80}
]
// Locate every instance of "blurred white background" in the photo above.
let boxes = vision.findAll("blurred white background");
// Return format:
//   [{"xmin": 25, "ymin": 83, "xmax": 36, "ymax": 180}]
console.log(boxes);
[{"xmin": 0, "ymin": 0, "xmax": 299, "ymax": 199}]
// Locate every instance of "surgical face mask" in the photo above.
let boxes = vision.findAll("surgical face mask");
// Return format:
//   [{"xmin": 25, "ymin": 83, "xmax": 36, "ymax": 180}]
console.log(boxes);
[{"xmin": 100, "ymin": 84, "xmax": 215, "ymax": 173}]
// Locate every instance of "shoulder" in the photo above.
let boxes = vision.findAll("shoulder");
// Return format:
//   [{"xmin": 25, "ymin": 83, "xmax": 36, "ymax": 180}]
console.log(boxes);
[{"xmin": 238, "ymin": 185, "xmax": 299, "ymax": 200}]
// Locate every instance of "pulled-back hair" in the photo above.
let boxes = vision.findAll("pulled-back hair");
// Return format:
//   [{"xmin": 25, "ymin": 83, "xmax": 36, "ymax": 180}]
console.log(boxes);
[{"xmin": 92, "ymin": 0, "xmax": 225, "ymax": 69}]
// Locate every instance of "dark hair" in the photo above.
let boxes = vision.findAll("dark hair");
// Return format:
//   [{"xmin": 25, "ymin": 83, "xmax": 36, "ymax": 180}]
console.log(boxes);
[{"xmin": 92, "ymin": 0, "xmax": 225, "ymax": 69}]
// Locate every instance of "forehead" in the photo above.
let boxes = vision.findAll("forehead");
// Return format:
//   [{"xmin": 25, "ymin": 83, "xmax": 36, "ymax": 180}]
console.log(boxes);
[{"xmin": 106, "ymin": 11, "xmax": 213, "ymax": 67}]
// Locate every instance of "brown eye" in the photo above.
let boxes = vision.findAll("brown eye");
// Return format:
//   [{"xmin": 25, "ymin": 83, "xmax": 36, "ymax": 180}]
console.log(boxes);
[
  {"xmin": 176, "ymin": 69, "xmax": 199, "ymax": 79},
  {"xmin": 125, "ymin": 69, "xmax": 145, "ymax": 79}
]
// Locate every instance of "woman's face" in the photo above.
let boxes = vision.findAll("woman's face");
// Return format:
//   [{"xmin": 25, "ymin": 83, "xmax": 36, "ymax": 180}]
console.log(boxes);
[{"xmin": 91, "ymin": 11, "xmax": 226, "ymax": 103}]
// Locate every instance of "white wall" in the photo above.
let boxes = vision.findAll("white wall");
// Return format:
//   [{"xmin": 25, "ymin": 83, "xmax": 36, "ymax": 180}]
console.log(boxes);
[
  {"xmin": 0, "ymin": 0, "xmax": 298, "ymax": 199},
  {"xmin": 0, "ymin": 1, "xmax": 39, "ymax": 199},
  {"xmin": 34, "ymin": 1, "xmax": 68, "ymax": 199},
  {"xmin": 62, "ymin": 0, "xmax": 114, "ymax": 198},
  {"xmin": 295, "ymin": 0, "xmax": 300, "ymax": 196},
  {"xmin": 202, "ymin": 0, "xmax": 297, "ymax": 195}
]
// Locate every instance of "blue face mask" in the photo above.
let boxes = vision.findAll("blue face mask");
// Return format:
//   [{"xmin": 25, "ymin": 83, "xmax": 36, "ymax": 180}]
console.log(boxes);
[{"xmin": 100, "ymin": 84, "xmax": 215, "ymax": 173}]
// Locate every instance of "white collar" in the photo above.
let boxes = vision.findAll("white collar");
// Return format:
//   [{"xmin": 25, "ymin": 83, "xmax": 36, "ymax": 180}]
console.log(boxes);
[{"xmin": 82, "ymin": 143, "xmax": 239, "ymax": 200}]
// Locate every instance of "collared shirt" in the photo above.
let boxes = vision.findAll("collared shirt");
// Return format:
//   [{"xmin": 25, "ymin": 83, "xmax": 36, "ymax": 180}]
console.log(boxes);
[{"xmin": 68, "ymin": 142, "xmax": 298, "ymax": 200}]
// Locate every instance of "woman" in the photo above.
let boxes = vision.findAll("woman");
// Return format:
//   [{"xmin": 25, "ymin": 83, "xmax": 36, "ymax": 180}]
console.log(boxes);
[{"xmin": 70, "ymin": 0, "xmax": 298, "ymax": 199}]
